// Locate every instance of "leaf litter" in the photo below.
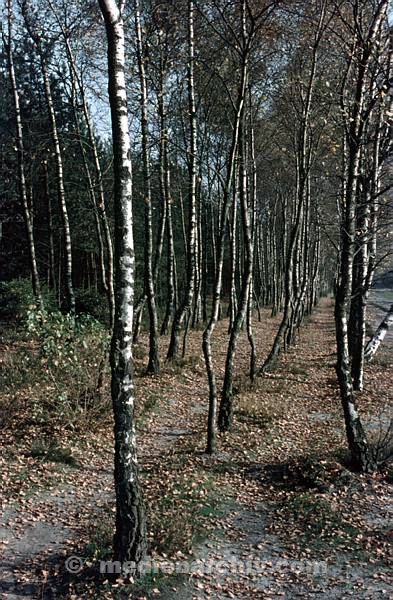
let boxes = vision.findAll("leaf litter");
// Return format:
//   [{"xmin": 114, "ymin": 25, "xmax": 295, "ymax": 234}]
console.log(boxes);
[{"xmin": 0, "ymin": 299, "xmax": 392, "ymax": 599}]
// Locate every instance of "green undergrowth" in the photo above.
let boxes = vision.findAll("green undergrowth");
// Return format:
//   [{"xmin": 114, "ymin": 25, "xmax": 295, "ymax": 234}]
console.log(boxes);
[
  {"xmin": 30, "ymin": 438, "xmax": 78, "ymax": 466},
  {"xmin": 1, "ymin": 303, "xmax": 110, "ymax": 431},
  {"xmin": 281, "ymin": 491, "xmax": 365, "ymax": 555},
  {"xmin": 136, "ymin": 391, "xmax": 161, "ymax": 429},
  {"xmin": 147, "ymin": 466, "xmax": 229, "ymax": 556},
  {"xmin": 104, "ymin": 573, "xmax": 188, "ymax": 600},
  {"xmin": 164, "ymin": 354, "xmax": 201, "ymax": 375},
  {"xmin": 85, "ymin": 509, "xmax": 114, "ymax": 562}
]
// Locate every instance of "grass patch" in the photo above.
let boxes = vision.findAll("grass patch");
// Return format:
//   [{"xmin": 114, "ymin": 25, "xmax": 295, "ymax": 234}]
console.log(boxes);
[
  {"xmin": 136, "ymin": 391, "xmax": 161, "ymax": 428},
  {"xmin": 283, "ymin": 491, "xmax": 364, "ymax": 553},
  {"xmin": 85, "ymin": 511, "xmax": 114, "ymax": 561},
  {"xmin": 286, "ymin": 363, "xmax": 309, "ymax": 379},
  {"xmin": 106, "ymin": 572, "xmax": 188, "ymax": 599},
  {"xmin": 31, "ymin": 439, "xmax": 77, "ymax": 466},
  {"xmin": 237, "ymin": 392, "xmax": 286, "ymax": 429},
  {"xmin": 147, "ymin": 466, "xmax": 228, "ymax": 557},
  {"xmin": 164, "ymin": 354, "xmax": 201, "ymax": 375}
]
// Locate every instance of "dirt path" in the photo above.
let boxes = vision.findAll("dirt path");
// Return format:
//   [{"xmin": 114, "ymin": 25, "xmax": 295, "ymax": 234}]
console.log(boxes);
[
  {"xmin": 1, "ymin": 300, "xmax": 392, "ymax": 599},
  {"xmin": 175, "ymin": 303, "xmax": 393, "ymax": 599}
]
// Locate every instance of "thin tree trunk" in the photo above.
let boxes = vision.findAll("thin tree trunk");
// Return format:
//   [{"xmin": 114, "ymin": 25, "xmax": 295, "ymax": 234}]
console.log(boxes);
[
  {"xmin": 69, "ymin": 76, "xmax": 108, "ymax": 295},
  {"xmin": 218, "ymin": 106, "xmax": 254, "ymax": 431},
  {"xmin": 247, "ymin": 117, "xmax": 257, "ymax": 381},
  {"xmin": 43, "ymin": 160, "xmax": 56, "ymax": 295},
  {"xmin": 4, "ymin": 0, "xmax": 42, "ymax": 304},
  {"xmin": 334, "ymin": 0, "xmax": 388, "ymax": 472},
  {"xmin": 204, "ymin": 6, "xmax": 250, "ymax": 452},
  {"xmin": 228, "ymin": 179, "xmax": 238, "ymax": 331},
  {"xmin": 47, "ymin": 0, "xmax": 115, "ymax": 325},
  {"xmin": 364, "ymin": 303, "xmax": 393, "ymax": 362},
  {"xmin": 348, "ymin": 180, "xmax": 369, "ymax": 392},
  {"xmin": 192, "ymin": 186, "xmax": 203, "ymax": 328},
  {"xmin": 259, "ymin": 3, "xmax": 325, "ymax": 374},
  {"xmin": 41, "ymin": 57, "xmax": 75, "ymax": 313},
  {"xmin": 167, "ymin": 0, "xmax": 198, "ymax": 361},
  {"xmin": 349, "ymin": 40, "xmax": 392, "ymax": 389},
  {"xmin": 98, "ymin": 0, "xmax": 147, "ymax": 568},
  {"xmin": 135, "ymin": 0, "xmax": 160, "ymax": 374},
  {"xmin": 161, "ymin": 167, "xmax": 176, "ymax": 335}
]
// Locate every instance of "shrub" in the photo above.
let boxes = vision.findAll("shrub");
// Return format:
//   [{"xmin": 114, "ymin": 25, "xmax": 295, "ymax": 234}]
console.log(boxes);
[
  {"xmin": 1, "ymin": 306, "xmax": 111, "ymax": 428},
  {"xmin": 75, "ymin": 289, "xmax": 109, "ymax": 324},
  {"xmin": 0, "ymin": 278, "xmax": 60, "ymax": 325},
  {"xmin": 0, "ymin": 279, "xmax": 35, "ymax": 321},
  {"xmin": 31, "ymin": 438, "xmax": 77, "ymax": 466}
]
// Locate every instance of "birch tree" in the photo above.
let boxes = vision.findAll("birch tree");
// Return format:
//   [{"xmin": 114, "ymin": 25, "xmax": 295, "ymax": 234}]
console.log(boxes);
[
  {"xmin": 22, "ymin": 0, "xmax": 75, "ymax": 314},
  {"xmin": 218, "ymin": 97, "xmax": 256, "ymax": 431},
  {"xmin": 134, "ymin": 0, "xmax": 160, "ymax": 373},
  {"xmin": 202, "ymin": 0, "xmax": 254, "ymax": 452},
  {"xmin": 98, "ymin": 0, "xmax": 146, "ymax": 568},
  {"xmin": 334, "ymin": 0, "xmax": 389, "ymax": 472},
  {"xmin": 347, "ymin": 17, "xmax": 392, "ymax": 392},
  {"xmin": 167, "ymin": 0, "xmax": 198, "ymax": 361},
  {"xmin": 365, "ymin": 303, "xmax": 393, "ymax": 362},
  {"xmin": 2, "ymin": 0, "xmax": 42, "ymax": 304},
  {"xmin": 46, "ymin": 0, "xmax": 116, "ymax": 327},
  {"xmin": 259, "ymin": 1, "xmax": 328, "ymax": 374}
]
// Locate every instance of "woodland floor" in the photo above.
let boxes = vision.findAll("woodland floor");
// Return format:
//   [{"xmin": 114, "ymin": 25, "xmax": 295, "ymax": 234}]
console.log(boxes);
[{"xmin": 0, "ymin": 298, "xmax": 392, "ymax": 599}]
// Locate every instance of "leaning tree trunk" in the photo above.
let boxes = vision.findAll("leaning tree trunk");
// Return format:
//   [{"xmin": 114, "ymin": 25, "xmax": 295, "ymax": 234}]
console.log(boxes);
[
  {"xmin": 364, "ymin": 303, "xmax": 393, "ymax": 362},
  {"xmin": 68, "ymin": 77, "xmax": 108, "ymax": 296},
  {"xmin": 98, "ymin": 0, "xmax": 147, "ymax": 569},
  {"xmin": 218, "ymin": 109, "xmax": 254, "ymax": 432},
  {"xmin": 4, "ymin": 0, "xmax": 42, "ymax": 304},
  {"xmin": 203, "ymin": 4, "xmax": 250, "ymax": 453}
]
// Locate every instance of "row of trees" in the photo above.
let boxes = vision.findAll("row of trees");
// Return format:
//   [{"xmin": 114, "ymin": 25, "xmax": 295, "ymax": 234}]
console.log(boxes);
[{"xmin": 1, "ymin": 0, "xmax": 392, "ymax": 571}]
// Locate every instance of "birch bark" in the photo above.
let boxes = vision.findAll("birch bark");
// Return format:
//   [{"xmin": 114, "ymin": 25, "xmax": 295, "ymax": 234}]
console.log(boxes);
[
  {"xmin": 98, "ymin": 0, "xmax": 147, "ymax": 567},
  {"xmin": 167, "ymin": 0, "xmax": 198, "ymax": 361},
  {"xmin": 3, "ymin": 0, "xmax": 42, "ymax": 305}
]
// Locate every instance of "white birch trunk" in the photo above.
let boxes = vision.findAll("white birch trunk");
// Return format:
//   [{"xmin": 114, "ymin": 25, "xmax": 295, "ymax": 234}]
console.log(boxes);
[
  {"xmin": 4, "ymin": 0, "xmax": 42, "ymax": 304},
  {"xmin": 364, "ymin": 303, "xmax": 393, "ymax": 362},
  {"xmin": 98, "ymin": 0, "xmax": 146, "ymax": 568},
  {"xmin": 167, "ymin": 0, "xmax": 198, "ymax": 360}
]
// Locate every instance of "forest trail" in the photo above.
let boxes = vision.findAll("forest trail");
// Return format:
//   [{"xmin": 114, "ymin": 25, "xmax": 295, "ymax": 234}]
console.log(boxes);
[{"xmin": 1, "ymin": 299, "xmax": 392, "ymax": 599}]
